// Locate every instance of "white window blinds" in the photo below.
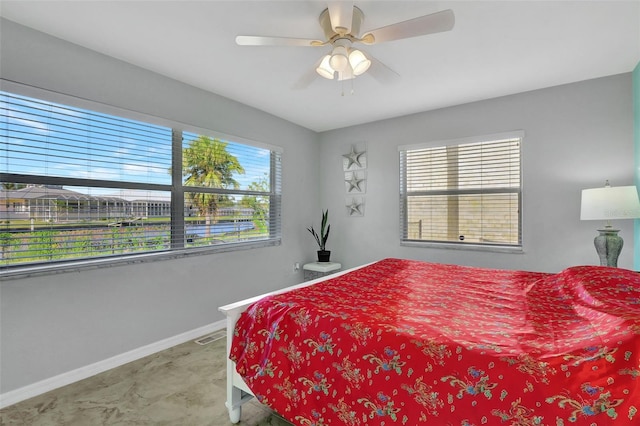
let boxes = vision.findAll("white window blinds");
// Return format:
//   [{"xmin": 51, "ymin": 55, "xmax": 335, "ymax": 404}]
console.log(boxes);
[
  {"xmin": 2, "ymin": 92, "xmax": 173, "ymax": 184},
  {"xmin": 399, "ymin": 133, "xmax": 522, "ymax": 248}
]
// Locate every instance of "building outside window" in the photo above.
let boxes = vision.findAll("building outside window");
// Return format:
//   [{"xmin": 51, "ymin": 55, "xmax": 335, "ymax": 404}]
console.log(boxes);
[{"xmin": 399, "ymin": 132, "xmax": 522, "ymax": 250}]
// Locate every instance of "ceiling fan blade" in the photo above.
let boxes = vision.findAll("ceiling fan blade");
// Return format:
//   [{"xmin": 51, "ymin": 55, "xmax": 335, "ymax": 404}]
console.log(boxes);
[
  {"xmin": 366, "ymin": 56, "xmax": 400, "ymax": 85},
  {"xmin": 293, "ymin": 63, "xmax": 321, "ymax": 90},
  {"xmin": 361, "ymin": 9, "xmax": 454, "ymax": 45},
  {"xmin": 236, "ymin": 35, "xmax": 324, "ymax": 47},
  {"xmin": 327, "ymin": 1, "xmax": 353, "ymax": 35}
]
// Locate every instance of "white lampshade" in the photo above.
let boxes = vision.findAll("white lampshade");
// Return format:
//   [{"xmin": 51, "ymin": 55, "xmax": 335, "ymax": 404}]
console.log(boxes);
[
  {"xmin": 316, "ymin": 55, "xmax": 335, "ymax": 80},
  {"xmin": 580, "ymin": 185, "xmax": 640, "ymax": 221},
  {"xmin": 349, "ymin": 49, "xmax": 371, "ymax": 76},
  {"xmin": 329, "ymin": 46, "xmax": 349, "ymax": 72}
]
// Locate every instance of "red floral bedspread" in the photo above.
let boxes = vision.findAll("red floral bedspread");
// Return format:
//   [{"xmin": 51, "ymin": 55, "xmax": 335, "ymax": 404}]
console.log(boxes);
[{"xmin": 230, "ymin": 258, "xmax": 640, "ymax": 425}]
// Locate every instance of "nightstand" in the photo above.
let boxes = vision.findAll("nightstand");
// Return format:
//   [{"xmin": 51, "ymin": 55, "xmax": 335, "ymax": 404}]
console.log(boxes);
[{"xmin": 303, "ymin": 261, "xmax": 342, "ymax": 281}]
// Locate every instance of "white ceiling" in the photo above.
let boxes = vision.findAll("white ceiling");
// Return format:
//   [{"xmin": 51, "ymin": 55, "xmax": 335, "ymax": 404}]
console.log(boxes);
[{"xmin": 1, "ymin": 1, "xmax": 639, "ymax": 132}]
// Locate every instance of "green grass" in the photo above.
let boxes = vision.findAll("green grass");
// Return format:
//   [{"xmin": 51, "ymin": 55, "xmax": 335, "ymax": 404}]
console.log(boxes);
[{"xmin": 0, "ymin": 219, "xmax": 267, "ymax": 266}]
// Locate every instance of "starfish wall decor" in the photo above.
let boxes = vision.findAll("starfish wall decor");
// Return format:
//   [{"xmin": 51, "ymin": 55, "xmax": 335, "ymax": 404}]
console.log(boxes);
[
  {"xmin": 346, "ymin": 197, "xmax": 364, "ymax": 216},
  {"xmin": 342, "ymin": 144, "xmax": 367, "ymax": 171},
  {"xmin": 345, "ymin": 170, "xmax": 366, "ymax": 193},
  {"xmin": 343, "ymin": 143, "xmax": 367, "ymax": 217}
]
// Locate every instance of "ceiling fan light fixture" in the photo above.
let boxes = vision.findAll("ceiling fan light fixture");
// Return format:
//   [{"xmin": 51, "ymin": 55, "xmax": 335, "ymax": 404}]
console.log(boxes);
[
  {"xmin": 316, "ymin": 54, "xmax": 335, "ymax": 79},
  {"xmin": 337, "ymin": 65, "xmax": 355, "ymax": 81},
  {"xmin": 237, "ymin": 7, "xmax": 456, "ymax": 88},
  {"xmin": 348, "ymin": 49, "xmax": 371, "ymax": 76},
  {"xmin": 329, "ymin": 45, "xmax": 349, "ymax": 72}
]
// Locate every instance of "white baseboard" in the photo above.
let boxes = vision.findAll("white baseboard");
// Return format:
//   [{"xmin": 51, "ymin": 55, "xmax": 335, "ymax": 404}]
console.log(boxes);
[{"xmin": 0, "ymin": 320, "xmax": 226, "ymax": 409}]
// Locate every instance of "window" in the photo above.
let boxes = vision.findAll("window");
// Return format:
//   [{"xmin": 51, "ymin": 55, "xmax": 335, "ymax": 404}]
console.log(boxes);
[
  {"xmin": 180, "ymin": 131, "xmax": 281, "ymax": 249},
  {"xmin": 399, "ymin": 132, "xmax": 522, "ymax": 249},
  {"xmin": 0, "ymin": 87, "xmax": 282, "ymax": 270}
]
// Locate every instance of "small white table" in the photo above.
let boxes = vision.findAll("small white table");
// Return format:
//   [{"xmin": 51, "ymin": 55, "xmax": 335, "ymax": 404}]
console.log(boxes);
[{"xmin": 303, "ymin": 261, "xmax": 342, "ymax": 281}]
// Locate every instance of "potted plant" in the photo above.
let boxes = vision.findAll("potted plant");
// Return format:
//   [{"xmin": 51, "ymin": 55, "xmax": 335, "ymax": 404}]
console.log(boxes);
[{"xmin": 307, "ymin": 209, "xmax": 331, "ymax": 262}]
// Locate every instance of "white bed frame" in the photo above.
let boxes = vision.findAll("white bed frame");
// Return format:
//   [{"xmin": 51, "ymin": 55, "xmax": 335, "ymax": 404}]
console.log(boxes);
[{"xmin": 218, "ymin": 264, "xmax": 367, "ymax": 423}]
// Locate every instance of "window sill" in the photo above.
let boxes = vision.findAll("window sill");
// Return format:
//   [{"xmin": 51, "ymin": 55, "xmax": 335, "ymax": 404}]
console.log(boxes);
[{"xmin": 401, "ymin": 240, "xmax": 523, "ymax": 254}]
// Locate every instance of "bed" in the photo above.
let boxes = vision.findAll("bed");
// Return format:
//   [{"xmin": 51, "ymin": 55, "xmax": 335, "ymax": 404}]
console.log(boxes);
[{"xmin": 219, "ymin": 258, "xmax": 640, "ymax": 425}]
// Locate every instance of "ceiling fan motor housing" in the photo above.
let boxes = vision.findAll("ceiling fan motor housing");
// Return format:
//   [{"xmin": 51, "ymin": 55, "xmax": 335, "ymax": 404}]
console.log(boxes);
[{"xmin": 319, "ymin": 6, "xmax": 364, "ymax": 40}]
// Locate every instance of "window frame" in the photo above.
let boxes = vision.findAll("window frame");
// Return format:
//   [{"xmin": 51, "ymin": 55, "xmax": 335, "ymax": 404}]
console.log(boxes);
[
  {"xmin": 398, "ymin": 131, "xmax": 524, "ymax": 253},
  {"xmin": 1, "ymin": 80, "xmax": 283, "ymax": 277}
]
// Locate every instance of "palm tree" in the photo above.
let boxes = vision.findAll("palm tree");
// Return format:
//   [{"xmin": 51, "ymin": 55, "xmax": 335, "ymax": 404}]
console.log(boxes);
[
  {"xmin": 182, "ymin": 136, "xmax": 245, "ymax": 235},
  {"xmin": 241, "ymin": 174, "xmax": 269, "ymax": 232}
]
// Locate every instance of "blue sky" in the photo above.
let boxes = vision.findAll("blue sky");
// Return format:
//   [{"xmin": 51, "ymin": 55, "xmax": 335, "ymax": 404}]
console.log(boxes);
[{"xmin": 1, "ymin": 91, "xmax": 271, "ymax": 193}]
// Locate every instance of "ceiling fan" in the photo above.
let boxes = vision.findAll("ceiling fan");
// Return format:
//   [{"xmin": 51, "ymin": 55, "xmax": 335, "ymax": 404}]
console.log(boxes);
[{"xmin": 236, "ymin": 2, "xmax": 455, "ymax": 86}]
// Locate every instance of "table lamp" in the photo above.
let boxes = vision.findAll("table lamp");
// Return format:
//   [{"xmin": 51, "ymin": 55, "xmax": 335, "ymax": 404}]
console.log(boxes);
[{"xmin": 580, "ymin": 181, "xmax": 640, "ymax": 267}]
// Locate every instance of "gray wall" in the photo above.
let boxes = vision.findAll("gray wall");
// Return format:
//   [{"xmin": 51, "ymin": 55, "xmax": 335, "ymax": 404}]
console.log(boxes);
[
  {"xmin": 318, "ymin": 74, "xmax": 635, "ymax": 273},
  {"xmin": 1, "ymin": 18, "xmax": 635, "ymax": 396},
  {"xmin": 0, "ymin": 19, "xmax": 321, "ymax": 394},
  {"xmin": 634, "ymin": 62, "xmax": 639, "ymax": 270}
]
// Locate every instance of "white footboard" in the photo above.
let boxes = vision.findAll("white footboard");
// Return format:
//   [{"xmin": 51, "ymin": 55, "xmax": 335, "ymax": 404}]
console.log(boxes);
[
  {"xmin": 218, "ymin": 264, "xmax": 367, "ymax": 423},
  {"xmin": 219, "ymin": 303, "xmax": 255, "ymax": 423}
]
